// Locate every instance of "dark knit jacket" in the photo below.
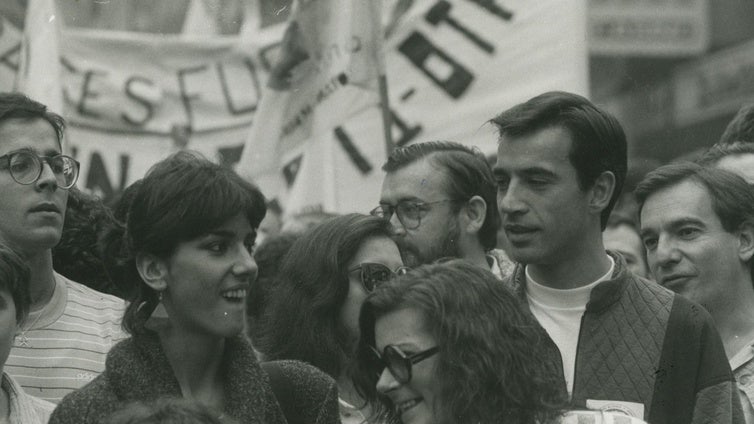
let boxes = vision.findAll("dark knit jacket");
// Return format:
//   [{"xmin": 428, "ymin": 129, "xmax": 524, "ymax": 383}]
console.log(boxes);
[
  {"xmin": 505, "ymin": 252, "xmax": 744, "ymax": 424},
  {"xmin": 48, "ymin": 332, "xmax": 340, "ymax": 424}
]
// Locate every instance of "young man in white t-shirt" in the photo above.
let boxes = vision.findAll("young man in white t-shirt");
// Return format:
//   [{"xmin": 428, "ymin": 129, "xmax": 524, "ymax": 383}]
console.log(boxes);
[
  {"xmin": 490, "ymin": 91, "xmax": 742, "ymax": 424},
  {"xmin": 0, "ymin": 93, "xmax": 125, "ymax": 403}
]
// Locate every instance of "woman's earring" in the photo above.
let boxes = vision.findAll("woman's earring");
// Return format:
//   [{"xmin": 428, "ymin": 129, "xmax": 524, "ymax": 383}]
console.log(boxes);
[{"xmin": 145, "ymin": 291, "xmax": 170, "ymax": 331}]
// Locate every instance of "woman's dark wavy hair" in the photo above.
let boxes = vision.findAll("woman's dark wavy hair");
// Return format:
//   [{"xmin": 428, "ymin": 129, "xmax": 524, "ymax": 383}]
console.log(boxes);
[
  {"xmin": 102, "ymin": 151, "xmax": 266, "ymax": 335},
  {"xmin": 0, "ymin": 243, "xmax": 31, "ymax": 325},
  {"xmin": 53, "ymin": 188, "xmax": 123, "ymax": 298},
  {"xmin": 352, "ymin": 260, "xmax": 567, "ymax": 424},
  {"xmin": 257, "ymin": 213, "xmax": 393, "ymax": 378}
]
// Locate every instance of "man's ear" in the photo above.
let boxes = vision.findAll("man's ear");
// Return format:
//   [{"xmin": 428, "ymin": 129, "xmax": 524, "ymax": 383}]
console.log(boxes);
[
  {"xmin": 461, "ymin": 195, "xmax": 487, "ymax": 235},
  {"xmin": 589, "ymin": 171, "xmax": 616, "ymax": 215},
  {"xmin": 135, "ymin": 253, "xmax": 169, "ymax": 292},
  {"xmin": 737, "ymin": 222, "xmax": 754, "ymax": 264}
]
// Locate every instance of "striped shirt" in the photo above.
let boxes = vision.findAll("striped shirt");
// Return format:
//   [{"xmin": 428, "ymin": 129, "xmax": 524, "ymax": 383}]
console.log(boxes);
[
  {"xmin": 2, "ymin": 372, "xmax": 56, "ymax": 424},
  {"xmin": 6, "ymin": 273, "xmax": 126, "ymax": 403}
]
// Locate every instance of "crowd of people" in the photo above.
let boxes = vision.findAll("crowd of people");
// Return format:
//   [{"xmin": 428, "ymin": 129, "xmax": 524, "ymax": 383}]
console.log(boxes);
[{"xmin": 0, "ymin": 89, "xmax": 753, "ymax": 424}]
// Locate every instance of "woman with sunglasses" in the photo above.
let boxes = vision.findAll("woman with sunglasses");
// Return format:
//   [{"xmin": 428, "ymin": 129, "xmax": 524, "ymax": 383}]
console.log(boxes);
[
  {"xmin": 352, "ymin": 260, "xmax": 649, "ymax": 424},
  {"xmin": 49, "ymin": 152, "xmax": 339, "ymax": 424},
  {"xmin": 258, "ymin": 213, "xmax": 406, "ymax": 424}
]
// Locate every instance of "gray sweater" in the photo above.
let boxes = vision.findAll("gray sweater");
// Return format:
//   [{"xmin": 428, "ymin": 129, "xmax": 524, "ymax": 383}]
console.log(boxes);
[{"xmin": 49, "ymin": 332, "xmax": 340, "ymax": 424}]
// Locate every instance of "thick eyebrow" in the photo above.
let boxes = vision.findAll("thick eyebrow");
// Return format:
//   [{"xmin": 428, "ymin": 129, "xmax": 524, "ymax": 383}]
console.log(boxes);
[
  {"xmin": 640, "ymin": 217, "xmax": 707, "ymax": 239},
  {"xmin": 493, "ymin": 166, "xmax": 557, "ymax": 179},
  {"xmin": 667, "ymin": 217, "xmax": 707, "ymax": 231},
  {"xmin": 204, "ymin": 229, "xmax": 256, "ymax": 240},
  {"xmin": 519, "ymin": 167, "xmax": 557, "ymax": 179},
  {"xmin": 5, "ymin": 147, "xmax": 61, "ymax": 157}
]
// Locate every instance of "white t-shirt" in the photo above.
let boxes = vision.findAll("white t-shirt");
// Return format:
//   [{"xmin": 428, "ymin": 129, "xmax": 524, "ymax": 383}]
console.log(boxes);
[{"xmin": 526, "ymin": 256, "xmax": 615, "ymax": 397}]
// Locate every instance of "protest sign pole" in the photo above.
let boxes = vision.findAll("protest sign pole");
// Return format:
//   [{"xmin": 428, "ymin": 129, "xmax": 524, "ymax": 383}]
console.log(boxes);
[{"xmin": 379, "ymin": 73, "xmax": 394, "ymax": 157}]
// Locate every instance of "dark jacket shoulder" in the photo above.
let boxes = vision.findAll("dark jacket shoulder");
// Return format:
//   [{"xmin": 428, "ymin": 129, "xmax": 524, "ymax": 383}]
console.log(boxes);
[{"xmin": 261, "ymin": 359, "xmax": 340, "ymax": 424}]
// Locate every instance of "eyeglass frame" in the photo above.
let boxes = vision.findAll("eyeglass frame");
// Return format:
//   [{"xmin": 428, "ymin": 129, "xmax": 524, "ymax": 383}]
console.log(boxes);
[
  {"xmin": 371, "ymin": 344, "xmax": 439, "ymax": 384},
  {"xmin": 369, "ymin": 199, "xmax": 462, "ymax": 230},
  {"xmin": 0, "ymin": 150, "xmax": 80, "ymax": 189},
  {"xmin": 348, "ymin": 262, "xmax": 411, "ymax": 293}
]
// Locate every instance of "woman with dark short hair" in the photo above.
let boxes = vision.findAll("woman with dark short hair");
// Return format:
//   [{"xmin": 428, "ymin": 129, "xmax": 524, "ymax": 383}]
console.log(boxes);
[
  {"xmin": 352, "ymin": 260, "xmax": 649, "ymax": 424},
  {"xmin": 258, "ymin": 213, "xmax": 405, "ymax": 423},
  {"xmin": 49, "ymin": 152, "xmax": 339, "ymax": 424}
]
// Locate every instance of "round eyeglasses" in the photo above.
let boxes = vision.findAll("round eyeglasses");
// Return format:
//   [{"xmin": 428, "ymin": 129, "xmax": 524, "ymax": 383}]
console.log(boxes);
[
  {"xmin": 348, "ymin": 262, "xmax": 411, "ymax": 292},
  {"xmin": 370, "ymin": 199, "xmax": 459, "ymax": 230},
  {"xmin": 0, "ymin": 150, "xmax": 80, "ymax": 189}
]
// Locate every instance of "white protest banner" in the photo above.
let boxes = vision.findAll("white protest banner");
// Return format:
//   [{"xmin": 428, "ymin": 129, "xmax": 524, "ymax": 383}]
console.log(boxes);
[
  {"xmin": 1, "ymin": 1, "xmax": 588, "ymax": 212},
  {"xmin": 0, "ymin": 14, "xmax": 281, "ymax": 201},
  {"xmin": 382, "ymin": 0, "xmax": 588, "ymax": 153},
  {"xmin": 59, "ymin": 29, "xmax": 275, "ymax": 199}
]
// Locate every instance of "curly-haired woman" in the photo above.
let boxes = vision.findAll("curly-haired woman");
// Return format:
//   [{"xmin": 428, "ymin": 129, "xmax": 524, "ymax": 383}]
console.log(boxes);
[{"xmin": 352, "ymin": 260, "xmax": 648, "ymax": 424}]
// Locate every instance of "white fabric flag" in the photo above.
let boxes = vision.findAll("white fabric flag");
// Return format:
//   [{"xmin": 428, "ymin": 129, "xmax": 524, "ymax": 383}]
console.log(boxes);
[
  {"xmin": 16, "ymin": 0, "xmax": 63, "ymax": 114},
  {"xmin": 236, "ymin": 0, "xmax": 386, "ymax": 216}
]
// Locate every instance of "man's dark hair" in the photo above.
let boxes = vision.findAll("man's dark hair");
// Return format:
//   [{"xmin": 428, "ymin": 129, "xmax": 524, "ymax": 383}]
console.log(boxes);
[
  {"xmin": 719, "ymin": 104, "xmax": 754, "ymax": 145},
  {"xmin": 489, "ymin": 91, "xmax": 627, "ymax": 230},
  {"xmin": 698, "ymin": 141, "xmax": 754, "ymax": 166},
  {"xmin": 0, "ymin": 92, "xmax": 65, "ymax": 148},
  {"xmin": 383, "ymin": 141, "xmax": 499, "ymax": 250},
  {"xmin": 635, "ymin": 162, "xmax": 754, "ymax": 279}
]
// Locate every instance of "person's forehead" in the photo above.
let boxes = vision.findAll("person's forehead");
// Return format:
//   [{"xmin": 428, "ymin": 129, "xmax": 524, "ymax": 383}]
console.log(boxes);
[
  {"xmin": 641, "ymin": 180, "xmax": 719, "ymax": 228},
  {"xmin": 0, "ymin": 118, "xmax": 60, "ymax": 156},
  {"xmin": 495, "ymin": 126, "xmax": 573, "ymax": 171},
  {"xmin": 381, "ymin": 157, "xmax": 449, "ymax": 202},
  {"xmin": 374, "ymin": 307, "xmax": 434, "ymax": 349}
]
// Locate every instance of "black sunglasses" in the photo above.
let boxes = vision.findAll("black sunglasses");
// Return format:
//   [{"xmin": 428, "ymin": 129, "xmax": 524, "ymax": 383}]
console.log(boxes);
[
  {"xmin": 348, "ymin": 263, "xmax": 410, "ymax": 292},
  {"xmin": 371, "ymin": 344, "xmax": 439, "ymax": 384}
]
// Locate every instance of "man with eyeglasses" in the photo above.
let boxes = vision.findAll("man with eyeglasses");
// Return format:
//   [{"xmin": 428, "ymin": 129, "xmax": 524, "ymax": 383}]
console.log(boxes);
[
  {"xmin": 491, "ymin": 91, "xmax": 742, "ymax": 423},
  {"xmin": 372, "ymin": 141, "xmax": 513, "ymax": 278},
  {"xmin": 0, "ymin": 93, "xmax": 125, "ymax": 403}
]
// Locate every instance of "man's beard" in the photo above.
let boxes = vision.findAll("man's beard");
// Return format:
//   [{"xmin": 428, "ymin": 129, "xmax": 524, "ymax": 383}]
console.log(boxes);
[{"xmin": 398, "ymin": 221, "xmax": 462, "ymax": 267}]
